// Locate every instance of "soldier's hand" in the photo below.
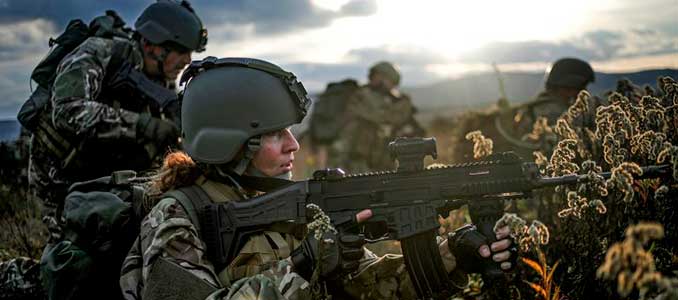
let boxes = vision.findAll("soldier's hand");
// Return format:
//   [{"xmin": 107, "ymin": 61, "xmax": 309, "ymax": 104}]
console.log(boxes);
[
  {"xmin": 137, "ymin": 113, "xmax": 180, "ymax": 148},
  {"xmin": 290, "ymin": 209, "xmax": 372, "ymax": 280},
  {"xmin": 446, "ymin": 224, "xmax": 514, "ymax": 274}
]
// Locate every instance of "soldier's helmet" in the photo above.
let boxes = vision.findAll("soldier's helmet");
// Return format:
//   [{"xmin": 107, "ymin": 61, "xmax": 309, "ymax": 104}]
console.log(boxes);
[
  {"xmin": 179, "ymin": 57, "xmax": 311, "ymax": 164},
  {"xmin": 545, "ymin": 58, "xmax": 595, "ymax": 89},
  {"xmin": 135, "ymin": 0, "xmax": 207, "ymax": 52},
  {"xmin": 369, "ymin": 61, "xmax": 401, "ymax": 86}
]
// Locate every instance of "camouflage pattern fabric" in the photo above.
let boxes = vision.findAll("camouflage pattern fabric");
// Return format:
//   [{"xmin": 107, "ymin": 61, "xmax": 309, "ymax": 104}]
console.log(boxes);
[
  {"xmin": 120, "ymin": 178, "xmax": 312, "ymax": 300},
  {"xmin": 29, "ymin": 36, "xmax": 166, "ymax": 206},
  {"xmin": 0, "ymin": 257, "xmax": 45, "ymax": 300},
  {"xmin": 121, "ymin": 177, "xmax": 459, "ymax": 299},
  {"xmin": 513, "ymin": 90, "xmax": 572, "ymax": 133},
  {"xmin": 328, "ymin": 86, "xmax": 419, "ymax": 173}
]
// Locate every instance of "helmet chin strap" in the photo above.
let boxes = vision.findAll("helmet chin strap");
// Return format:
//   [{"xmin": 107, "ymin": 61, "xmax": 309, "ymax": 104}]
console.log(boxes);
[
  {"xmin": 230, "ymin": 136, "xmax": 293, "ymax": 180},
  {"xmin": 229, "ymin": 136, "xmax": 261, "ymax": 175},
  {"xmin": 149, "ymin": 45, "xmax": 169, "ymax": 79}
]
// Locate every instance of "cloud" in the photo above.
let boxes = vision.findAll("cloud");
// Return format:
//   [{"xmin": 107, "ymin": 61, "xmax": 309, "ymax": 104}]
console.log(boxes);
[
  {"xmin": 285, "ymin": 46, "xmax": 446, "ymax": 92},
  {"xmin": 0, "ymin": 19, "xmax": 55, "ymax": 61},
  {"xmin": 0, "ymin": 0, "xmax": 380, "ymax": 119},
  {"xmin": 339, "ymin": 0, "xmax": 377, "ymax": 16},
  {"xmin": 460, "ymin": 29, "xmax": 678, "ymax": 64},
  {"xmin": 0, "ymin": 0, "xmax": 144, "ymax": 27},
  {"xmin": 0, "ymin": 0, "xmax": 377, "ymax": 36},
  {"xmin": 0, "ymin": 19, "xmax": 55, "ymax": 119},
  {"xmin": 346, "ymin": 46, "xmax": 445, "ymax": 66},
  {"xmin": 199, "ymin": 0, "xmax": 377, "ymax": 36},
  {"xmin": 0, "ymin": 58, "xmax": 36, "ymax": 119}
]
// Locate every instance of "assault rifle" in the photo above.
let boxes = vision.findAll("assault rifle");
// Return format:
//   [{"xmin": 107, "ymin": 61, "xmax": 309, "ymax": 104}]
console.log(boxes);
[{"xmin": 197, "ymin": 137, "xmax": 670, "ymax": 299}]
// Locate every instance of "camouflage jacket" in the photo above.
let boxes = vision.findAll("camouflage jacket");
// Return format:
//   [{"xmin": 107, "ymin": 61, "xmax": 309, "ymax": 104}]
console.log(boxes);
[
  {"xmin": 330, "ymin": 86, "xmax": 417, "ymax": 173},
  {"xmin": 29, "ymin": 36, "xmax": 172, "ymax": 202},
  {"xmin": 514, "ymin": 90, "xmax": 571, "ymax": 132},
  {"xmin": 120, "ymin": 175, "xmax": 464, "ymax": 300}
]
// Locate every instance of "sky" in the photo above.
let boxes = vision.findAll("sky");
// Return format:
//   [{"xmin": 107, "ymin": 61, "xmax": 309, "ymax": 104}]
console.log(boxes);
[{"xmin": 0, "ymin": 0, "xmax": 677, "ymax": 118}]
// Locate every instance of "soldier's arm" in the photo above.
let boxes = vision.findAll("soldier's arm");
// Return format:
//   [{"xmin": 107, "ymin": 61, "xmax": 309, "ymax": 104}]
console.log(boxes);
[
  {"xmin": 119, "ymin": 197, "xmax": 222, "ymax": 300},
  {"xmin": 50, "ymin": 38, "xmax": 141, "ymax": 141},
  {"xmin": 122, "ymin": 197, "xmax": 312, "ymax": 300}
]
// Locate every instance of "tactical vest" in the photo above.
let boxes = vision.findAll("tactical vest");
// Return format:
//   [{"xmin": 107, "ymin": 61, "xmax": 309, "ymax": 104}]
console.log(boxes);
[
  {"xmin": 20, "ymin": 12, "xmax": 133, "ymax": 161},
  {"xmin": 164, "ymin": 177, "xmax": 303, "ymax": 285},
  {"xmin": 30, "ymin": 40, "xmax": 139, "ymax": 172}
]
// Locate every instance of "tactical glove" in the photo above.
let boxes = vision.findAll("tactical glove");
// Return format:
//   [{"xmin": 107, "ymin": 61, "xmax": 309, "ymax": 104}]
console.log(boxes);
[
  {"xmin": 290, "ymin": 231, "xmax": 366, "ymax": 280},
  {"xmin": 137, "ymin": 113, "xmax": 180, "ymax": 148},
  {"xmin": 447, "ymin": 224, "xmax": 492, "ymax": 274}
]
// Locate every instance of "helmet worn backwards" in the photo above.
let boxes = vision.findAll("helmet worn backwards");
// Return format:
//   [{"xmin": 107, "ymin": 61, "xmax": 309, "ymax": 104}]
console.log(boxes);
[
  {"xmin": 135, "ymin": 0, "xmax": 207, "ymax": 52},
  {"xmin": 369, "ymin": 61, "xmax": 401, "ymax": 86},
  {"xmin": 180, "ymin": 57, "xmax": 311, "ymax": 164},
  {"xmin": 546, "ymin": 57, "xmax": 595, "ymax": 89}
]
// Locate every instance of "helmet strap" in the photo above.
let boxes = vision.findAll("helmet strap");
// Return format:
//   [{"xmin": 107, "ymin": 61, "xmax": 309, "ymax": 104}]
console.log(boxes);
[
  {"xmin": 229, "ymin": 136, "xmax": 261, "ymax": 175},
  {"xmin": 151, "ymin": 46, "xmax": 169, "ymax": 78}
]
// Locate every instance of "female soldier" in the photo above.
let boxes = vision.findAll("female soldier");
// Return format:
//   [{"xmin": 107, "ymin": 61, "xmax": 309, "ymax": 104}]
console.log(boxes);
[{"xmin": 120, "ymin": 57, "xmax": 514, "ymax": 300}]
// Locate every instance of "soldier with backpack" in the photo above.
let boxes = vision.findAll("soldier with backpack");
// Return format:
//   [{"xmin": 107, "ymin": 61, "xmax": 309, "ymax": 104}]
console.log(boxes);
[
  {"xmin": 309, "ymin": 61, "xmax": 425, "ymax": 173},
  {"xmin": 10, "ymin": 1, "xmax": 207, "ymax": 299},
  {"xmin": 119, "ymin": 57, "xmax": 515, "ymax": 300},
  {"xmin": 21, "ymin": 0, "xmax": 206, "ymax": 238}
]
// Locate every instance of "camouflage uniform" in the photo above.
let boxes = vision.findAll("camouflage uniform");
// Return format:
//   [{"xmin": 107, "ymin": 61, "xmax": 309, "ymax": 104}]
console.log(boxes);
[
  {"xmin": 329, "ymin": 86, "xmax": 419, "ymax": 173},
  {"xmin": 120, "ymin": 175, "xmax": 464, "ymax": 299},
  {"xmin": 29, "ymin": 36, "xmax": 173, "ymax": 222},
  {"xmin": 513, "ymin": 90, "xmax": 571, "ymax": 132},
  {"xmin": 0, "ymin": 257, "xmax": 44, "ymax": 300}
]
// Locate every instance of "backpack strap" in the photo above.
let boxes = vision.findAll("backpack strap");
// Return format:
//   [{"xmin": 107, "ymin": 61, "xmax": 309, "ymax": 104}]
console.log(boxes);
[{"xmin": 163, "ymin": 185, "xmax": 212, "ymax": 238}]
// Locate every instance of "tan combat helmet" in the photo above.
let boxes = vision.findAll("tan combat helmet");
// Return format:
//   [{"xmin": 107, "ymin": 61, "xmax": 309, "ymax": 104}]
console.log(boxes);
[{"xmin": 369, "ymin": 61, "xmax": 401, "ymax": 86}]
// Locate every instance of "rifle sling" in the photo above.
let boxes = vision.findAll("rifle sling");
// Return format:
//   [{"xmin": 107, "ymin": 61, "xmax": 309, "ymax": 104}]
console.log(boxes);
[{"xmin": 164, "ymin": 186, "xmax": 212, "ymax": 239}]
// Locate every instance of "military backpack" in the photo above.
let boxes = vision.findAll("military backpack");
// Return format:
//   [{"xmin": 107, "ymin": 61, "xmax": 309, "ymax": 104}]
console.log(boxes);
[
  {"xmin": 17, "ymin": 10, "xmax": 132, "ymax": 132},
  {"xmin": 308, "ymin": 79, "xmax": 359, "ymax": 145},
  {"xmin": 40, "ymin": 171, "xmax": 147, "ymax": 300}
]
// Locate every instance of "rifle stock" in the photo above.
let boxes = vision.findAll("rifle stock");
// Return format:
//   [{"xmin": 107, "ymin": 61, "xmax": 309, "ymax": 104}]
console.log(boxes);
[{"xmin": 197, "ymin": 137, "xmax": 670, "ymax": 299}]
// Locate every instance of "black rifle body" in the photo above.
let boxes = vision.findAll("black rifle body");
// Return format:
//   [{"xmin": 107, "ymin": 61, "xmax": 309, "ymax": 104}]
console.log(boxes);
[{"xmin": 197, "ymin": 141, "xmax": 669, "ymax": 299}]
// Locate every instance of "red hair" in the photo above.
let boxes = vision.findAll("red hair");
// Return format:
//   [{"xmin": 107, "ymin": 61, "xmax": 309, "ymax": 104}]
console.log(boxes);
[{"xmin": 147, "ymin": 151, "xmax": 202, "ymax": 200}]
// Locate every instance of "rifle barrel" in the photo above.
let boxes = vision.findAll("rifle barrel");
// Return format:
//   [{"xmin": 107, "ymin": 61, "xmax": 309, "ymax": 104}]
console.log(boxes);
[{"xmin": 535, "ymin": 164, "xmax": 671, "ymax": 188}]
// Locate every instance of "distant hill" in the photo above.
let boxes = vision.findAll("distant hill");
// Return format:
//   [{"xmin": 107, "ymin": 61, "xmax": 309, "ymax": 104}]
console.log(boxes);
[
  {"xmin": 0, "ymin": 119, "xmax": 21, "ymax": 142},
  {"xmin": 3, "ymin": 69, "xmax": 677, "ymax": 141},
  {"xmin": 405, "ymin": 69, "xmax": 678, "ymax": 112}
]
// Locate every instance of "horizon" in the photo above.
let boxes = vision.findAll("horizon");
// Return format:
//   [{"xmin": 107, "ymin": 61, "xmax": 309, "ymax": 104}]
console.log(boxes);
[{"xmin": 0, "ymin": 67, "xmax": 675, "ymax": 122}]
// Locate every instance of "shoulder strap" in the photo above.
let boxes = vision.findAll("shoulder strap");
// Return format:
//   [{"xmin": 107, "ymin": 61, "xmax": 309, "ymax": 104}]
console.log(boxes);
[
  {"xmin": 163, "ymin": 185, "xmax": 212, "ymax": 238},
  {"xmin": 106, "ymin": 40, "xmax": 133, "ymax": 78}
]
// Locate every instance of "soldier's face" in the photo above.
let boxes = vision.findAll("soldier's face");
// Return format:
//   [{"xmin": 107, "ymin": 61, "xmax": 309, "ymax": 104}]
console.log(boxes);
[
  {"xmin": 251, "ymin": 128, "xmax": 300, "ymax": 177},
  {"xmin": 143, "ymin": 44, "xmax": 192, "ymax": 80},
  {"xmin": 369, "ymin": 74, "xmax": 397, "ymax": 92},
  {"xmin": 162, "ymin": 50, "xmax": 192, "ymax": 80}
]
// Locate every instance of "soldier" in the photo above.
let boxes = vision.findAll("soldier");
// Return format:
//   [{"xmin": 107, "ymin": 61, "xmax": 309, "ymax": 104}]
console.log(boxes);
[
  {"xmin": 326, "ymin": 61, "xmax": 425, "ymax": 173},
  {"xmin": 120, "ymin": 57, "xmax": 514, "ymax": 300},
  {"xmin": 487, "ymin": 57, "xmax": 596, "ymax": 161},
  {"xmin": 514, "ymin": 57, "xmax": 595, "ymax": 131},
  {"xmin": 27, "ymin": 0, "xmax": 207, "ymax": 236}
]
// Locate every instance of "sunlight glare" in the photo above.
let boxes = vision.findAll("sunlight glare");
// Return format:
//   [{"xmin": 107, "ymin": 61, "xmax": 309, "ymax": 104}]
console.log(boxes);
[
  {"xmin": 311, "ymin": 0, "xmax": 352, "ymax": 11},
  {"xmin": 370, "ymin": 0, "xmax": 610, "ymax": 58}
]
